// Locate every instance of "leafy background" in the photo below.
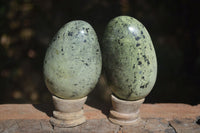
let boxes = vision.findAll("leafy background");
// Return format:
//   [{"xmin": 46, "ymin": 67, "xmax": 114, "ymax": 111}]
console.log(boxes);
[{"xmin": 0, "ymin": 0, "xmax": 200, "ymax": 104}]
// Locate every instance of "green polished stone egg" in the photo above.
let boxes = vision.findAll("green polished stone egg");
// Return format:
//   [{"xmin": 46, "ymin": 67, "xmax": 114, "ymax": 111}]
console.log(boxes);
[
  {"xmin": 44, "ymin": 20, "xmax": 102, "ymax": 99},
  {"xmin": 102, "ymin": 16, "xmax": 157, "ymax": 101}
]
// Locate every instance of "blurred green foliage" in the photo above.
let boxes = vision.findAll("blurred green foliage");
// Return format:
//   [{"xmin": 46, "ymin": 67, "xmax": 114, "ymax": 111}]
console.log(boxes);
[{"xmin": 0, "ymin": 0, "xmax": 200, "ymax": 104}]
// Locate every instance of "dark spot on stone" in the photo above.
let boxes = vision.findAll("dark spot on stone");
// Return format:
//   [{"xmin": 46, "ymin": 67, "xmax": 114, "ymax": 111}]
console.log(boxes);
[
  {"xmin": 143, "ymin": 35, "xmax": 145, "ymax": 38},
  {"xmin": 133, "ymin": 79, "xmax": 136, "ymax": 84},
  {"xmin": 174, "ymin": 119, "xmax": 182, "ymax": 124},
  {"xmin": 62, "ymin": 53, "xmax": 64, "ymax": 55},
  {"xmin": 127, "ymin": 89, "xmax": 133, "ymax": 99},
  {"xmin": 142, "ymin": 76, "xmax": 145, "ymax": 79},
  {"xmin": 61, "ymin": 48, "xmax": 63, "ymax": 52},
  {"xmin": 81, "ymin": 60, "xmax": 84, "ymax": 63},
  {"xmin": 84, "ymin": 40, "xmax": 87, "ymax": 43},
  {"xmin": 74, "ymin": 84, "xmax": 78, "ymax": 86},
  {"xmin": 141, "ymin": 31, "xmax": 143, "ymax": 34},
  {"xmin": 70, "ymin": 91, "xmax": 78, "ymax": 98},
  {"xmin": 143, "ymin": 55, "xmax": 150, "ymax": 65},
  {"xmin": 126, "ymin": 79, "xmax": 129, "ymax": 82},
  {"xmin": 96, "ymin": 49, "xmax": 99, "ymax": 52},
  {"xmin": 85, "ymin": 63, "xmax": 89, "ymax": 66},
  {"xmin": 76, "ymin": 32, "xmax": 80, "ymax": 37},
  {"xmin": 117, "ymin": 39, "xmax": 120, "ymax": 45},
  {"xmin": 137, "ymin": 58, "xmax": 139, "ymax": 61},
  {"xmin": 133, "ymin": 64, "xmax": 135, "ymax": 69},
  {"xmin": 120, "ymin": 36, "xmax": 124, "ymax": 39},
  {"xmin": 44, "ymin": 60, "xmax": 47, "ymax": 64},
  {"xmin": 123, "ymin": 24, "xmax": 128, "ymax": 27},
  {"xmin": 53, "ymin": 38, "xmax": 56, "ymax": 42},
  {"xmin": 136, "ymin": 43, "xmax": 140, "ymax": 47},
  {"xmin": 140, "ymin": 85, "xmax": 145, "ymax": 89},
  {"xmin": 147, "ymin": 60, "xmax": 150, "ymax": 65},
  {"xmin": 143, "ymin": 55, "xmax": 147, "ymax": 59},
  {"xmin": 86, "ymin": 28, "xmax": 89, "ymax": 33},
  {"xmin": 57, "ymin": 35, "xmax": 60, "ymax": 38},
  {"xmin": 138, "ymin": 61, "xmax": 142, "ymax": 65},
  {"xmin": 140, "ymin": 82, "xmax": 149, "ymax": 89},
  {"xmin": 91, "ymin": 37, "xmax": 94, "ymax": 40},
  {"xmin": 135, "ymin": 36, "xmax": 141, "ymax": 41},
  {"xmin": 68, "ymin": 32, "xmax": 73, "ymax": 36},
  {"xmin": 56, "ymin": 72, "xmax": 63, "ymax": 78},
  {"xmin": 128, "ymin": 85, "xmax": 132, "ymax": 88},
  {"xmin": 139, "ymin": 71, "xmax": 142, "ymax": 74}
]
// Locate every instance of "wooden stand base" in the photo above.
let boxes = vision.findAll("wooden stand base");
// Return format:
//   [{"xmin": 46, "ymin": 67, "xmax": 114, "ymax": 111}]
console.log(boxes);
[
  {"xmin": 50, "ymin": 96, "xmax": 87, "ymax": 128},
  {"xmin": 109, "ymin": 94, "xmax": 144, "ymax": 125}
]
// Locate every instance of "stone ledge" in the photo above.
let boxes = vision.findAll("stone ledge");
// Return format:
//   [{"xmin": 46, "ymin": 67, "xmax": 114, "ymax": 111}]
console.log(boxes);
[
  {"xmin": 0, "ymin": 104, "xmax": 199, "ymax": 120},
  {"xmin": 0, "ymin": 104, "xmax": 200, "ymax": 133}
]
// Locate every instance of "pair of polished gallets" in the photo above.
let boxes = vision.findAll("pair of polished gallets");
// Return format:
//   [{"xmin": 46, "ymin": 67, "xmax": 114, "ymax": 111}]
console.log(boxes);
[{"xmin": 43, "ymin": 16, "xmax": 157, "ymax": 127}]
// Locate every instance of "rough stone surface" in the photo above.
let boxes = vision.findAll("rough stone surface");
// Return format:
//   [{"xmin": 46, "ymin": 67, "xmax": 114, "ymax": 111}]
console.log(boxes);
[
  {"xmin": 141, "ymin": 104, "xmax": 200, "ymax": 120},
  {"xmin": 44, "ymin": 20, "xmax": 102, "ymax": 99},
  {"xmin": 0, "ymin": 104, "xmax": 200, "ymax": 132},
  {"xmin": 122, "ymin": 118, "xmax": 176, "ymax": 133},
  {"xmin": 0, "ymin": 120, "xmax": 53, "ymax": 133},
  {"xmin": 0, "ymin": 104, "xmax": 200, "ymax": 120},
  {"xmin": 169, "ymin": 119, "xmax": 200, "ymax": 133},
  {"xmin": 102, "ymin": 16, "xmax": 157, "ymax": 100}
]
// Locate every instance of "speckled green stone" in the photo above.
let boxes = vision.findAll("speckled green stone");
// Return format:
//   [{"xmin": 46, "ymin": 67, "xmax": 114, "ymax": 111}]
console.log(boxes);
[
  {"xmin": 44, "ymin": 20, "xmax": 102, "ymax": 99},
  {"xmin": 102, "ymin": 16, "xmax": 157, "ymax": 101}
]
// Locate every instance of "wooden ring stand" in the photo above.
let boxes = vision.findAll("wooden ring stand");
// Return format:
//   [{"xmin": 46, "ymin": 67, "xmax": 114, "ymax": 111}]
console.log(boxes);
[
  {"xmin": 109, "ymin": 94, "xmax": 144, "ymax": 125},
  {"xmin": 50, "ymin": 96, "xmax": 87, "ymax": 128}
]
